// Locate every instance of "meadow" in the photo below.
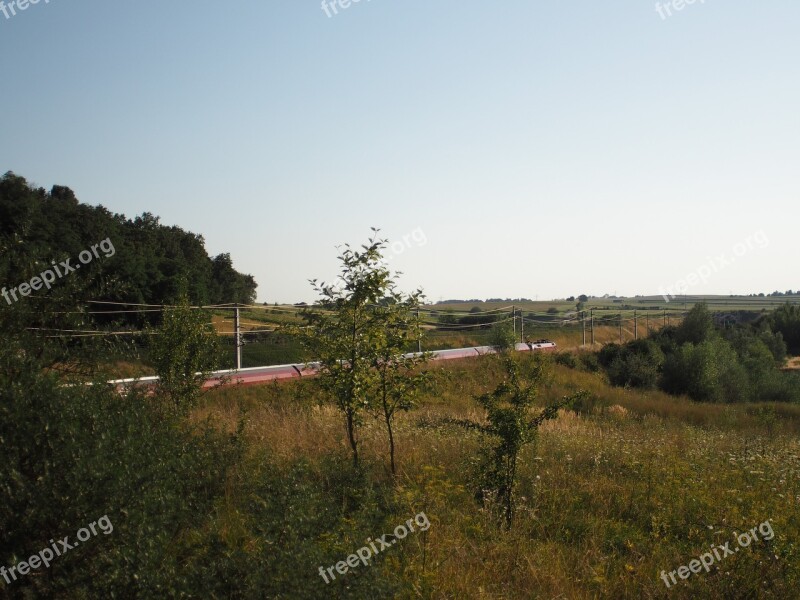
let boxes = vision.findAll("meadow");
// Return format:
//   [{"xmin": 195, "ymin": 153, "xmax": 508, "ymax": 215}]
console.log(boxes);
[{"xmin": 193, "ymin": 352, "xmax": 800, "ymax": 599}]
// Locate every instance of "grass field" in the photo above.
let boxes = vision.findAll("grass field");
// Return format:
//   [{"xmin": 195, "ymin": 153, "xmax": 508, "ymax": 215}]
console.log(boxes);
[
  {"xmin": 193, "ymin": 353, "xmax": 800, "ymax": 599},
  {"xmin": 431, "ymin": 294, "xmax": 800, "ymax": 314}
]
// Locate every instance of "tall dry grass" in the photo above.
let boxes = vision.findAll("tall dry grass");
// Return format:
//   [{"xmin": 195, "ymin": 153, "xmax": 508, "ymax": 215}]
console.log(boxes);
[{"xmin": 194, "ymin": 354, "xmax": 799, "ymax": 599}]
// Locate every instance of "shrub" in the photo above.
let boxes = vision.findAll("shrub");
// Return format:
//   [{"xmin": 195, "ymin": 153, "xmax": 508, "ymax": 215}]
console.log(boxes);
[
  {"xmin": 578, "ymin": 352, "xmax": 600, "ymax": 373},
  {"xmin": 601, "ymin": 340, "xmax": 664, "ymax": 390},
  {"xmin": 661, "ymin": 338, "xmax": 749, "ymax": 403},
  {"xmin": 490, "ymin": 321, "xmax": 516, "ymax": 352},
  {"xmin": 675, "ymin": 302, "xmax": 715, "ymax": 345},
  {"xmin": 598, "ymin": 343, "xmax": 622, "ymax": 368},
  {"xmin": 470, "ymin": 355, "xmax": 586, "ymax": 528},
  {"xmin": 0, "ymin": 337, "xmax": 242, "ymax": 597},
  {"xmin": 148, "ymin": 296, "xmax": 221, "ymax": 414},
  {"xmin": 765, "ymin": 303, "xmax": 800, "ymax": 355},
  {"xmin": 554, "ymin": 352, "xmax": 578, "ymax": 369},
  {"xmin": 609, "ymin": 351, "xmax": 661, "ymax": 389}
]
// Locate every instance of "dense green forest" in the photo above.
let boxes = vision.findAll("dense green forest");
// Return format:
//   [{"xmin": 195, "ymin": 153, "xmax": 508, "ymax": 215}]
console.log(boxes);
[
  {"xmin": 594, "ymin": 303, "xmax": 800, "ymax": 403},
  {"xmin": 0, "ymin": 171, "xmax": 257, "ymax": 311}
]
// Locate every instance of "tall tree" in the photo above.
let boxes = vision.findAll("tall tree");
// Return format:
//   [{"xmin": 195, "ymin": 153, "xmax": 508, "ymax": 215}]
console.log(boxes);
[{"xmin": 299, "ymin": 230, "xmax": 423, "ymax": 470}]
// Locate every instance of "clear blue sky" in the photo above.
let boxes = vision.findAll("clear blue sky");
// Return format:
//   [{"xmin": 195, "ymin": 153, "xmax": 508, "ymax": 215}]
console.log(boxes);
[{"xmin": 2, "ymin": 1, "xmax": 798, "ymax": 303}]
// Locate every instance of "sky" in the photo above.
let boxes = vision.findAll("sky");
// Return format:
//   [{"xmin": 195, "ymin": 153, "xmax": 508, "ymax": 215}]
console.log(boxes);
[{"xmin": 1, "ymin": 0, "xmax": 798, "ymax": 303}]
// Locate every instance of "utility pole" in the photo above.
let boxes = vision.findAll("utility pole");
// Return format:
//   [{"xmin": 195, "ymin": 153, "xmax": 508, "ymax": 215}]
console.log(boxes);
[
  {"xmin": 634, "ymin": 310, "xmax": 638, "ymax": 340},
  {"xmin": 582, "ymin": 311, "xmax": 586, "ymax": 346},
  {"xmin": 234, "ymin": 304, "xmax": 242, "ymax": 370},
  {"xmin": 520, "ymin": 308, "xmax": 524, "ymax": 343},
  {"xmin": 619, "ymin": 313, "xmax": 623, "ymax": 343},
  {"xmin": 417, "ymin": 307, "xmax": 422, "ymax": 353},
  {"xmin": 512, "ymin": 305, "xmax": 516, "ymax": 339},
  {"xmin": 590, "ymin": 309, "xmax": 595, "ymax": 345}
]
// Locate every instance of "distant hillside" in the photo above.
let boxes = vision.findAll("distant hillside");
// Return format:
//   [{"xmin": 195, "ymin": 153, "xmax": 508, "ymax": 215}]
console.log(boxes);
[{"xmin": 0, "ymin": 171, "xmax": 257, "ymax": 307}]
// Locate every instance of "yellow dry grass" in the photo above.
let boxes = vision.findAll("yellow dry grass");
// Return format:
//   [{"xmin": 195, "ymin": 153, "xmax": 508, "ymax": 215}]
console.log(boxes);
[{"xmin": 193, "ymin": 354, "xmax": 800, "ymax": 599}]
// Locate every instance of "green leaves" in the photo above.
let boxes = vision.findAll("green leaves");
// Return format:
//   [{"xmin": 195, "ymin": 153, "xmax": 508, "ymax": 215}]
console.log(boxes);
[
  {"xmin": 472, "ymin": 354, "xmax": 588, "ymax": 529},
  {"xmin": 148, "ymin": 296, "xmax": 221, "ymax": 413},
  {"xmin": 766, "ymin": 302, "xmax": 800, "ymax": 355},
  {"xmin": 299, "ymin": 231, "xmax": 429, "ymax": 473},
  {"xmin": 0, "ymin": 172, "xmax": 257, "ymax": 311},
  {"xmin": 0, "ymin": 337, "xmax": 241, "ymax": 598}
]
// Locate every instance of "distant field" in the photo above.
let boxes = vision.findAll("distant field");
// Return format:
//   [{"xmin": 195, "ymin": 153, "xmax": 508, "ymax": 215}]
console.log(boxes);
[{"xmin": 432, "ymin": 295, "xmax": 800, "ymax": 314}]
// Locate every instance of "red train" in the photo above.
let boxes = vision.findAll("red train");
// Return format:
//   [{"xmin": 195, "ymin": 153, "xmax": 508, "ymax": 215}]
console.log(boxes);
[{"xmin": 108, "ymin": 340, "xmax": 558, "ymax": 391}]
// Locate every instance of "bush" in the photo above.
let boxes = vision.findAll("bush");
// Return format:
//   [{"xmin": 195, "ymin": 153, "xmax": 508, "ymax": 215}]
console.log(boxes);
[
  {"xmin": 675, "ymin": 303, "xmax": 715, "ymax": 345},
  {"xmin": 613, "ymin": 341, "xmax": 663, "ymax": 389},
  {"xmin": 0, "ymin": 337, "xmax": 242, "ymax": 597},
  {"xmin": 609, "ymin": 352, "xmax": 661, "ymax": 389},
  {"xmin": 661, "ymin": 338, "xmax": 749, "ymax": 403},
  {"xmin": 765, "ymin": 303, "xmax": 800, "ymax": 355},
  {"xmin": 578, "ymin": 352, "xmax": 600, "ymax": 373},
  {"xmin": 599, "ymin": 314, "xmax": 798, "ymax": 403},
  {"xmin": 601, "ymin": 339, "xmax": 664, "ymax": 390},
  {"xmin": 490, "ymin": 321, "xmax": 516, "ymax": 352},
  {"xmin": 598, "ymin": 343, "xmax": 622, "ymax": 368},
  {"xmin": 554, "ymin": 352, "xmax": 578, "ymax": 369}
]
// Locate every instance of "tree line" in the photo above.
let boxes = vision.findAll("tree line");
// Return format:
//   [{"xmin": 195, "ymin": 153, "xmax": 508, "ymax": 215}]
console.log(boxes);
[
  {"xmin": 0, "ymin": 172, "xmax": 257, "ymax": 315},
  {"xmin": 596, "ymin": 302, "xmax": 800, "ymax": 403}
]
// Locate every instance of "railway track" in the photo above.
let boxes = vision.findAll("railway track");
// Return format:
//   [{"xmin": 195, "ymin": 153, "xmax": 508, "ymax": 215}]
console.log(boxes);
[{"xmin": 107, "ymin": 341, "xmax": 557, "ymax": 391}]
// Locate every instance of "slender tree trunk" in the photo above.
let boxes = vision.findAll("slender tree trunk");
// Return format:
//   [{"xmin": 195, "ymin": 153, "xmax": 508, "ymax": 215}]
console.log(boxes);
[
  {"xmin": 379, "ymin": 373, "xmax": 398, "ymax": 476},
  {"xmin": 505, "ymin": 452, "xmax": 518, "ymax": 529},
  {"xmin": 348, "ymin": 307, "xmax": 360, "ymax": 469},
  {"xmin": 346, "ymin": 407, "xmax": 359, "ymax": 469},
  {"xmin": 385, "ymin": 405, "xmax": 396, "ymax": 476}
]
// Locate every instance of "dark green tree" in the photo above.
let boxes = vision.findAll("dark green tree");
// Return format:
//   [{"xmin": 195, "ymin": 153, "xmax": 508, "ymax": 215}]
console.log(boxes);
[
  {"xmin": 148, "ymin": 296, "xmax": 221, "ymax": 413},
  {"xmin": 606, "ymin": 339, "xmax": 665, "ymax": 389},
  {"xmin": 661, "ymin": 337, "xmax": 749, "ymax": 403},
  {"xmin": 766, "ymin": 303, "xmax": 800, "ymax": 355},
  {"xmin": 675, "ymin": 302, "xmax": 715, "ymax": 345},
  {"xmin": 0, "ymin": 172, "xmax": 257, "ymax": 315}
]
